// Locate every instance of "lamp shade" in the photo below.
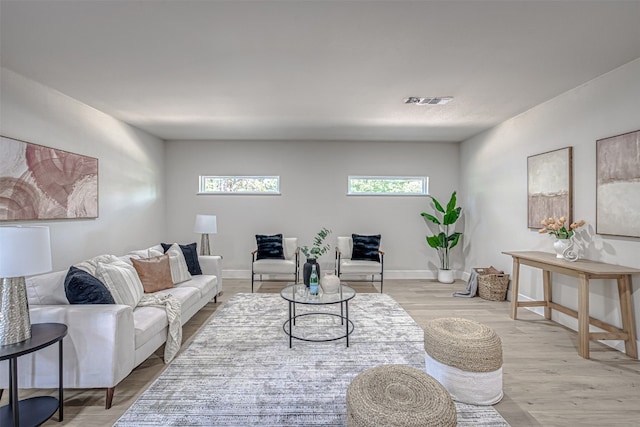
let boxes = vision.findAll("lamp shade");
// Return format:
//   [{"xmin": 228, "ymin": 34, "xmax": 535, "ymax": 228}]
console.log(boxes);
[
  {"xmin": 0, "ymin": 226, "xmax": 52, "ymax": 278},
  {"xmin": 193, "ymin": 215, "xmax": 217, "ymax": 234}
]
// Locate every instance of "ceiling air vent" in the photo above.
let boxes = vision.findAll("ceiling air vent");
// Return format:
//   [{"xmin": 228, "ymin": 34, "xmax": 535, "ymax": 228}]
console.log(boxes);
[{"xmin": 404, "ymin": 96, "xmax": 453, "ymax": 105}]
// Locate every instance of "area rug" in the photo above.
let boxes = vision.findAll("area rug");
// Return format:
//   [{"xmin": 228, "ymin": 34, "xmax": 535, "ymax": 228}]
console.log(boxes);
[{"xmin": 115, "ymin": 293, "xmax": 509, "ymax": 426}]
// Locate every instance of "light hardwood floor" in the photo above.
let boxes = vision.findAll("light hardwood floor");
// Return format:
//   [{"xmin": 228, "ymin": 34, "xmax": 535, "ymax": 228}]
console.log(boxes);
[{"xmin": 3, "ymin": 279, "xmax": 639, "ymax": 426}]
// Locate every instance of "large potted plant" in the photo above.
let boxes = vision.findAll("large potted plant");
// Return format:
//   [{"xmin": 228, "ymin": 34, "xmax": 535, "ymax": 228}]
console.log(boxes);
[
  {"xmin": 420, "ymin": 191, "xmax": 462, "ymax": 283},
  {"xmin": 301, "ymin": 227, "xmax": 332, "ymax": 286}
]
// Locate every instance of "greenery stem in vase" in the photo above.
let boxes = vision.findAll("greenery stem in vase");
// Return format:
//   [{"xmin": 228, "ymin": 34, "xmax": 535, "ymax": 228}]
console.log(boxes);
[{"xmin": 301, "ymin": 227, "xmax": 332, "ymax": 260}]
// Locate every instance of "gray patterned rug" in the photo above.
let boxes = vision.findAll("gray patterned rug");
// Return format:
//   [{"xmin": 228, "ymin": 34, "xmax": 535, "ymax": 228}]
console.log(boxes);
[{"xmin": 115, "ymin": 293, "xmax": 509, "ymax": 426}]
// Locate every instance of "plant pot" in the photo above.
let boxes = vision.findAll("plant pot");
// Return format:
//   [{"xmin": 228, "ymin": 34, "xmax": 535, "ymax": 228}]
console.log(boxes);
[
  {"xmin": 303, "ymin": 258, "xmax": 321, "ymax": 287},
  {"xmin": 437, "ymin": 269, "xmax": 454, "ymax": 284}
]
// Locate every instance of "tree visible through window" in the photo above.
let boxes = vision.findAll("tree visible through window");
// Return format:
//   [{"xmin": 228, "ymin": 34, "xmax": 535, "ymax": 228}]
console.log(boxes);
[
  {"xmin": 199, "ymin": 176, "xmax": 280, "ymax": 194},
  {"xmin": 348, "ymin": 176, "xmax": 427, "ymax": 195}
]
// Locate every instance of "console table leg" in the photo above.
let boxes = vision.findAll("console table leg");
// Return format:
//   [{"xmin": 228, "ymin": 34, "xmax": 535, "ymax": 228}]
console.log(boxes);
[
  {"xmin": 618, "ymin": 275, "xmax": 638, "ymax": 359},
  {"xmin": 543, "ymin": 270, "xmax": 552, "ymax": 320},
  {"xmin": 578, "ymin": 274, "xmax": 590, "ymax": 359},
  {"xmin": 510, "ymin": 258, "xmax": 520, "ymax": 320}
]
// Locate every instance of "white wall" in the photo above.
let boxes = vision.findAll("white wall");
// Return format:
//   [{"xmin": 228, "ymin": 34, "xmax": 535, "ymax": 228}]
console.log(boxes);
[
  {"xmin": 164, "ymin": 140, "xmax": 460, "ymax": 277},
  {"xmin": 0, "ymin": 68, "xmax": 166, "ymax": 270},
  {"xmin": 460, "ymin": 58, "xmax": 640, "ymax": 355}
]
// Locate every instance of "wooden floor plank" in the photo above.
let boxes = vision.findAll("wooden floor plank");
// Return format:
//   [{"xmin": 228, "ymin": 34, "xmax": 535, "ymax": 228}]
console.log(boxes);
[{"xmin": 2, "ymin": 279, "xmax": 638, "ymax": 426}]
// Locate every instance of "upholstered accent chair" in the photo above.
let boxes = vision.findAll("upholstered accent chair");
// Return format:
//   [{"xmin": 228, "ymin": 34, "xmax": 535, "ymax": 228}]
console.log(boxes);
[
  {"xmin": 335, "ymin": 235, "xmax": 384, "ymax": 293},
  {"xmin": 251, "ymin": 236, "xmax": 299, "ymax": 292}
]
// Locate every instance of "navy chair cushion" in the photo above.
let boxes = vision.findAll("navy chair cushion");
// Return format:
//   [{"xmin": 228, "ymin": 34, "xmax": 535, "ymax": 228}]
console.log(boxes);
[
  {"xmin": 351, "ymin": 234, "xmax": 381, "ymax": 262},
  {"xmin": 256, "ymin": 234, "xmax": 285, "ymax": 260}
]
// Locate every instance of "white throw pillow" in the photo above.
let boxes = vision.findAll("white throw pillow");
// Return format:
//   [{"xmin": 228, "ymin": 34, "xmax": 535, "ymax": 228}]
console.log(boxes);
[
  {"xmin": 74, "ymin": 254, "xmax": 120, "ymax": 276},
  {"xmin": 155, "ymin": 244, "xmax": 192, "ymax": 284},
  {"xmin": 95, "ymin": 259, "xmax": 144, "ymax": 308}
]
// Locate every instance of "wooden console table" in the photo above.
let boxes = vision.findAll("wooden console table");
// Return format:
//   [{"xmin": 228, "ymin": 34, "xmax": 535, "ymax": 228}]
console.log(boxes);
[{"xmin": 503, "ymin": 251, "xmax": 638, "ymax": 359}]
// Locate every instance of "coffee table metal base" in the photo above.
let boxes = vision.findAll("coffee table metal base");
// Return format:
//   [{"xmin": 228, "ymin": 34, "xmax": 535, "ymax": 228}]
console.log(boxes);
[{"xmin": 283, "ymin": 309, "xmax": 355, "ymax": 348}]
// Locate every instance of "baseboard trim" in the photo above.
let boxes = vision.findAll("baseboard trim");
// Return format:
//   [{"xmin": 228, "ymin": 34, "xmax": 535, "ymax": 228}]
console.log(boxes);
[{"xmin": 222, "ymin": 269, "xmax": 463, "ymax": 280}]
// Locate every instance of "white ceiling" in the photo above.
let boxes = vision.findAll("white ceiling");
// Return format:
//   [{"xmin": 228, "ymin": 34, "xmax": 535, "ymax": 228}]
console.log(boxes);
[{"xmin": 1, "ymin": 0, "xmax": 639, "ymax": 142}]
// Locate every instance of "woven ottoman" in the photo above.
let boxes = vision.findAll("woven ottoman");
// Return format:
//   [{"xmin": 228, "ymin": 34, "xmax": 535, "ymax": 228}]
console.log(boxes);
[
  {"xmin": 346, "ymin": 364, "xmax": 456, "ymax": 427},
  {"xmin": 423, "ymin": 317, "xmax": 503, "ymax": 405}
]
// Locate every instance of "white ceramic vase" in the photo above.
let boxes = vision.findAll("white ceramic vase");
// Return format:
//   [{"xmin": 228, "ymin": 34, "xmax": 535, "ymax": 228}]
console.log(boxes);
[
  {"xmin": 322, "ymin": 273, "xmax": 341, "ymax": 294},
  {"xmin": 553, "ymin": 239, "xmax": 571, "ymax": 258},
  {"xmin": 437, "ymin": 269, "xmax": 454, "ymax": 284}
]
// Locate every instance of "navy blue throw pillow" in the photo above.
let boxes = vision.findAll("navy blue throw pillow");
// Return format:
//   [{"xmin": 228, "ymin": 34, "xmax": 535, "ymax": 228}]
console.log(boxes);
[
  {"xmin": 256, "ymin": 234, "xmax": 285, "ymax": 260},
  {"xmin": 352, "ymin": 234, "xmax": 381, "ymax": 262},
  {"xmin": 162, "ymin": 242, "xmax": 202, "ymax": 275},
  {"xmin": 64, "ymin": 266, "xmax": 115, "ymax": 304}
]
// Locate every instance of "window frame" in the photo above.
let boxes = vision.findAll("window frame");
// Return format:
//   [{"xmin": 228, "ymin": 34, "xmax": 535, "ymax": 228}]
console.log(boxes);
[
  {"xmin": 198, "ymin": 175, "xmax": 281, "ymax": 195},
  {"xmin": 347, "ymin": 175, "xmax": 429, "ymax": 196}
]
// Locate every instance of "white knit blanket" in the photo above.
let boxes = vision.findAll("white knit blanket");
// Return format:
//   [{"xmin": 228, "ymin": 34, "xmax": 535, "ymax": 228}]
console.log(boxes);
[{"xmin": 137, "ymin": 294, "xmax": 182, "ymax": 363}]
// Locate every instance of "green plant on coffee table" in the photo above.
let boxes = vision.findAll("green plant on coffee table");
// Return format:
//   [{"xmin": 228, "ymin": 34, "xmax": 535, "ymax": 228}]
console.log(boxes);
[
  {"xmin": 420, "ymin": 191, "xmax": 462, "ymax": 270},
  {"xmin": 301, "ymin": 227, "xmax": 332, "ymax": 260}
]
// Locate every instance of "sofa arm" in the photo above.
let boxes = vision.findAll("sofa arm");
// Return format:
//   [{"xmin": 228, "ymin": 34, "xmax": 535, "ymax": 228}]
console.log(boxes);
[
  {"xmin": 0, "ymin": 304, "xmax": 135, "ymax": 390},
  {"xmin": 199, "ymin": 255, "xmax": 222, "ymax": 291}
]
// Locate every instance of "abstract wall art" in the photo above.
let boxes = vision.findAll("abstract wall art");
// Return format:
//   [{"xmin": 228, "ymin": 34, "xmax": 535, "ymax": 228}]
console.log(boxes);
[
  {"xmin": 527, "ymin": 147, "xmax": 573, "ymax": 229},
  {"xmin": 0, "ymin": 136, "xmax": 98, "ymax": 221},
  {"xmin": 596, "ymin": 130, "xmax": 640, "ymax": 238}
]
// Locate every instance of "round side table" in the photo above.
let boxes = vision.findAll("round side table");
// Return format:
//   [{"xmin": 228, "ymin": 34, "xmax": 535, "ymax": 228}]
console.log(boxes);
[{"xmin": 1, "ymin": 323, "xmax": 68, "ymax": 426}]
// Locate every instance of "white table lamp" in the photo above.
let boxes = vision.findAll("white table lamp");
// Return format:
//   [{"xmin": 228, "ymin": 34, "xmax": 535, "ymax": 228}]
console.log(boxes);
[
  {"xmin": 0, "ymin": 226, "xmax": 52, "ymax": 345},
  {"xmin": 193, "ymin": 215, "xmax": 217, "ymax": 256}
]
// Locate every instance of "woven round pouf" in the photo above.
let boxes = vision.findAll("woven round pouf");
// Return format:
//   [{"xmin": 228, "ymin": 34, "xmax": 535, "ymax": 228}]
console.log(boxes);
[
  {"xmin": 346, "ymin": 364, "xmax": 456, "ymax": 427},
  {"xmin": 423, "ymin": 317, "xmax": 503, "ymax": 405}
]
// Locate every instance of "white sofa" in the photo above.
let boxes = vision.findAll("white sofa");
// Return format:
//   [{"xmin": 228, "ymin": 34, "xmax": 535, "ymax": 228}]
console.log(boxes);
[{"xmin": 0, "ymin": 245, "xmax": 222, "ymax": 409}]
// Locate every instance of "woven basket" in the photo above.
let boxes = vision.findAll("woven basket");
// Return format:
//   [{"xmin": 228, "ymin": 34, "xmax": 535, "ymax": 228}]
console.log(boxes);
[{"xmin": 475, "ymin": 267, "xmax": 509, "ymax": 301}]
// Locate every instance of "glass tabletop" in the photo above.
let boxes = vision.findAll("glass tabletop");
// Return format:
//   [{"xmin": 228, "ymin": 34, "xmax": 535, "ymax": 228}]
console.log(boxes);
[{"xmin": 280, "ymin": 283, "xmax": 356, "ymax": 305}]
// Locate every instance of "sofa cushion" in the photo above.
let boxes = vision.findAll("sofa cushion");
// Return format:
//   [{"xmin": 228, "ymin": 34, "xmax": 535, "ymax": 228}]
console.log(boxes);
[
  {"xmin": 351, "ymin": 234, "xmax": 381, "ymax": 262},
  {"xmin": 132, "ymin": 286, "xmax": 201, "ymax": 349},
  {"xmin": 26, "ymin": 270, "xmax": 69, "ymax": 305},
  {"xmin": 64, "ymin": 266, "xmax": 116, "ymax": 304},
  {"xmin": 255, "ymin": 234, "xmax": 285, "ymax": 260},
  {"xmin": 162, "ymin": 242, "xmax": 202, "ymax": 276},
  {"xmin": 131, "ymin": 255, "xmax": 174, "ymax": 293},
  {"xmin": 177, "ymin": 274, "xmax": 217, "ymax": 299},
  {"xmin": 96, "ymin": 259, "xmax": 144, "ymax": 308}
]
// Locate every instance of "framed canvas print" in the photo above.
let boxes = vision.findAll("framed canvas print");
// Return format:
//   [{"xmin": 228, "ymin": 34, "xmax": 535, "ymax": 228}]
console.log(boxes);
[
  {"xmin": 596, "ymin": 130, "xmax": 640, "ymax": 238},
  {"xmin": 0, "ymin": 135, "xmax": 98, "ymax": 221},
  {"xmin": 527, "ymin": 147, "xmax": 573, "ymax": 229}
]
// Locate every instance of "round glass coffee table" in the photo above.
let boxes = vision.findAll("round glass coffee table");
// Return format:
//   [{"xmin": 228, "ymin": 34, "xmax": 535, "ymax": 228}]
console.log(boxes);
[{"xmin": 280, "ymin": 283, "xmax": 356, "ymax": 348}]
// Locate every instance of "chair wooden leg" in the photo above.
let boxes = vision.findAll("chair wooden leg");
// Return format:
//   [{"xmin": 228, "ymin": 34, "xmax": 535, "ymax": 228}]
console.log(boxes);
[{"xmin": 105, "ymin": 387, "xmax": 115, "ymax": 409}]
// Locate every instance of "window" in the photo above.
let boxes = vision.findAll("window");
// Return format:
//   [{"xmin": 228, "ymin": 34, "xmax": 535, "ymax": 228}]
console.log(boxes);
[
  {"xmin": 347, "ymin": 176, "xmax": 428, "ymax": 196},
  {"xmin": 198, "ymin": 176, "xmax": 280, "ymax": 195}
]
